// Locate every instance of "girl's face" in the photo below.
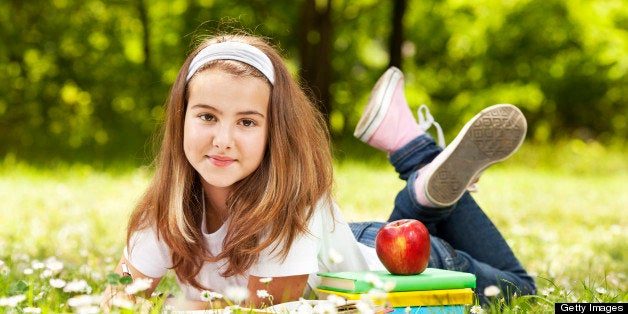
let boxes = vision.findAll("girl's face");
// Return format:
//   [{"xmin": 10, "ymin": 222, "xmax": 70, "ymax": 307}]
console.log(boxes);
[{"xmin": 184, "ymin": 68, "xmax": 270, "ymax": 191}]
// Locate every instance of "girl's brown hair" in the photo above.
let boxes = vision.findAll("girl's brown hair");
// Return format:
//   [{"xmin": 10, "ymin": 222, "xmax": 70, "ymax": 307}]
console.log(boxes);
[{"xmin": 126, "ymin": 34, "xmax": 334, "ymax": 290}]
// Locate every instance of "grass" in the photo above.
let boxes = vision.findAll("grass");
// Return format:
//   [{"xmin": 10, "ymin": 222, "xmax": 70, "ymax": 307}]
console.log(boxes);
[{"xmin": 0, "ymin": 139, "xmax": 626, "ymax": 312}]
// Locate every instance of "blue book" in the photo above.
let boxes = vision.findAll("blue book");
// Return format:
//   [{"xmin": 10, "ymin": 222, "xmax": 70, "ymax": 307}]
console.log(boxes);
[{"xmin": 389, "ymin": 305, "xmax": 465, "ymax": 314}]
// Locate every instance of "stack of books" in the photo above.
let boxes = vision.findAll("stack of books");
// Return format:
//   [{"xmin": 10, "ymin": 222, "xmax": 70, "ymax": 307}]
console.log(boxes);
[{"xmin": 316, "ymin": 268, "xmax": 476, "ymax": 314}]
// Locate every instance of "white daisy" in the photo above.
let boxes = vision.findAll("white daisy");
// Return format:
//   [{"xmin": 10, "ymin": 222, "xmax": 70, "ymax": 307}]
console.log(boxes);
[
  {"xmin": 256, "ymin": 289, "xmax": 270, "ymax": 299},
  {"xmin": 483, "ymin": 285, "xmax": 501, "ymax": 297},
  {"xmin": 63, "ymin": 279, "xmax": 91, "ymax": 294},
  {"xmin": 50, "ymin": 278, "xmax": 67, "ymax": 289},
  {"xmin": 124, "ymin": 278, "xmax": 153, "ymax": 295},
  {"xmin": 224, "ymin": 285, "xmax": 249, "ymax": 304},
  {"xmin": 470, "ymin": 305, "xmax": 484, "ymax": 314}
]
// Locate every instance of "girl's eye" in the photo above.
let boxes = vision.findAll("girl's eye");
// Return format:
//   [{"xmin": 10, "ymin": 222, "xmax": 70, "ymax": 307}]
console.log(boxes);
[
  {"xmin": 241, "ymin": 119, "xmax": 256, "ymax": 127},
  {"xmin": 199, "ymin": 114, "xmax": 215, "ymax": 121}
]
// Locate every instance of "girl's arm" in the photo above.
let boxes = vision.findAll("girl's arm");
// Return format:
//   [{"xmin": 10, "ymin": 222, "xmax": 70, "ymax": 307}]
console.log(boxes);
[
  {"xmin": 248, "ymin": 274, "xmax": 309, "ymax": 307},
  {"xmin": 100, "ymin": 256, "xmax": 162, "ymax": 309},
  {"xmin": 166, "ymin": 274, "xmax": 309, "ymax": 310}
]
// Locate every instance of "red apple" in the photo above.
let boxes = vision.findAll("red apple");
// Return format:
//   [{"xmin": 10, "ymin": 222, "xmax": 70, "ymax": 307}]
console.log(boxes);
[{"xmin": 375, "ymin": 219, "xmax": 430, "ymax": 275}]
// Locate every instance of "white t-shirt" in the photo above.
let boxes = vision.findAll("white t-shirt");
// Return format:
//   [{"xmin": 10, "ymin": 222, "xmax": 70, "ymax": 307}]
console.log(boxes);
[{"xmin": 124, "ymin": 198, "xmax": 372, "ymax": 300}]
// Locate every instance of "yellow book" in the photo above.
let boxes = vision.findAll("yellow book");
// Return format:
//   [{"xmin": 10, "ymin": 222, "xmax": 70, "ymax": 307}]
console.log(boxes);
[{"xmin": 316, "ymin": 288, "xmax": 474, "ymax": 307}]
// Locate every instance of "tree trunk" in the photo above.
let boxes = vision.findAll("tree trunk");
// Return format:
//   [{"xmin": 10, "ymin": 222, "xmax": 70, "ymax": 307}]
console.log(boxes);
[
  {"xmin": 389, "ymin": 0, "xmax": 407, "ymax": 70},
  {"xmin": 298, "ymin": 0, "xmax": 333, "ymax": 122},
  {"xmin": 137, "ymin": 0, "xmax": 150, "ymax": 68}
]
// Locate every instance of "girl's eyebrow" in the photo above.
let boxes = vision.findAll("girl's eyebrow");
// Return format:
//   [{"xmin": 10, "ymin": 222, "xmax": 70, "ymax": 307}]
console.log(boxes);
[
  {"xmin": 189, "ymin": 103, "xmax": 220, "ymax": 113},
  {"xmin": 189, "ymin": 104, "xmax": 265, "ymax": 118},
  {"xmin": 238, "ymin": 110, "xmax": 265, "ymax": 118}
]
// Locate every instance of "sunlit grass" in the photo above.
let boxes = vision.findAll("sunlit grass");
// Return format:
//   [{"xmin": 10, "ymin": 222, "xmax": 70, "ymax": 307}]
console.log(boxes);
[
  {"xmin": 0, "ymin": 163, "xmax": 143, "ymax": 263},
  {"xmin": 0, "ymin": 140, "xmax": 626, "ymax": 312}
]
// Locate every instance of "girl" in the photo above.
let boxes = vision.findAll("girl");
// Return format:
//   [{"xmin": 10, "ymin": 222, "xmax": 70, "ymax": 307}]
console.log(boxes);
[
  {"xmin": 103, "ymin": 34, "xmax": 371, "ymax": 309},
  {"xmin": 349, "ymin": 66, "xmax": 537, "ymax": 303},
  {"xmin": 104, "ymin": 33, "xmax": 535, "ymax": 309}
]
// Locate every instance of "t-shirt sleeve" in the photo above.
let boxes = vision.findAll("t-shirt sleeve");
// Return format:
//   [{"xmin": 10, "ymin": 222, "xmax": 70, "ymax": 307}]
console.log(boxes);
[
  {"xmin": 248, "ymin": 198, "xmax": 371, "ymax": 281},
  {"xmin": 248, "ymin": 223, "xmax": 320, "ymax": 277},
  {"xmin": 316, "ymin": 199, "xmax": 371, "ymax": 273},
  {"xmin": 307, "ymin": 198, "xmax": 371, "ymax": 293},
  {"xmin": 124, "ymin": 227, "xmax": 173, "ymax": 279}
]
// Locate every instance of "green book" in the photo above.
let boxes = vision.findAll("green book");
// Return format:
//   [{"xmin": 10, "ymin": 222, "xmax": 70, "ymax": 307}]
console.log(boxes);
[{"xmin": 317, "ymin": 268, "xmax": 476, "ymax": 293}]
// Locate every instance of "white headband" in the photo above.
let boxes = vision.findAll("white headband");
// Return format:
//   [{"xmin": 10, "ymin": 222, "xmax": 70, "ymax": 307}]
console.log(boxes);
[{"xmin": 186, "ymin": 41, "xmax": 275, "ymax": 85}]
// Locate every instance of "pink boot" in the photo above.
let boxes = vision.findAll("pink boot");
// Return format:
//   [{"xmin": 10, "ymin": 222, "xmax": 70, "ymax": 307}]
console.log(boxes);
[
  {"xmin": 415, "ymin": 104, "xmax": 528, "ymax": 207},
  {"xmin": 354, "ymin": 67, "xmax": 424, "ymax": 153}
]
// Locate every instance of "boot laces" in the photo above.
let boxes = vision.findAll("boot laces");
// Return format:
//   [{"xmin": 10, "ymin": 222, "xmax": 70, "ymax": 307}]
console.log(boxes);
[{"xmin": 417, "ymin": 104, "xmax": 446, "ymax": 148}]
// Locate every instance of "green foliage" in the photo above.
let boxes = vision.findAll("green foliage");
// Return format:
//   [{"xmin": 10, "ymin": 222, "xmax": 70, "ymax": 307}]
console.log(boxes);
[
  {"xmin": 8, "ymin": 281, "xmax": 29, "ymax": 295},
  {"xmin": 1, "ymin": 0, "xmax": 626, "ymax": 163},
  {"xmin": 0, "ymin": 0, "xmax": 300, "ymax": 165},
  {"xmin": 106, "ymin": 273, "xmax": 133, "ymax": 286},
  {"xmin": 397, "ymin": 0, "xmax": 628, "ymax": 144}
]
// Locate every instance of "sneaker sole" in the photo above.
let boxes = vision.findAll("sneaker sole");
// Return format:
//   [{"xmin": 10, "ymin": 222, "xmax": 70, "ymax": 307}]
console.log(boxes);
[
  {"xmin": 353, "ymin": 67, "xmax": 404, "ymax": 142},
  {"xmin": 425, "ymin": 104, "xmax": 527, "ymax": 206}
]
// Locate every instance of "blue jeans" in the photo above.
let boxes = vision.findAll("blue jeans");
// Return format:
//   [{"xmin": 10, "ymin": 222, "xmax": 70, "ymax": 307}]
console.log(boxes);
[{"xmin": 349, "ymin": 134, "xmax": 537, "ymax": 302}]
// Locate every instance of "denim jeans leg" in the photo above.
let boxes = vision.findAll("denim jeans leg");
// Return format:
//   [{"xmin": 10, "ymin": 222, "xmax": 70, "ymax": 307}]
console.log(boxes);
[
  {"xmin": 387, "ymin": 134, "xmax": 455, "ymax": 224},
  {"xmin": 349, "ymin": 222, "xmax": 385, "ymax": 248},
  {"xmin": 388, "ymin": 133, "xmax": 441, "ymax": 181},
  {"xmin": 431, "ymin": 193, "xmax": 537, "ymax": 297},
  {"xmin": 430, "ymin": 233, "xmax": 535, "ymax": 302},
  {"xmin": 371, "ymin": 133, "xmax": 537, "ymax": 300}
]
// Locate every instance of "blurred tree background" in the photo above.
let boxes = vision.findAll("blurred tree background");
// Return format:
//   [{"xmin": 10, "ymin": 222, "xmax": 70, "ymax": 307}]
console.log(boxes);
[{"xmin": 1, "ymin": 0, "xmax": 626, "ymax": 166}]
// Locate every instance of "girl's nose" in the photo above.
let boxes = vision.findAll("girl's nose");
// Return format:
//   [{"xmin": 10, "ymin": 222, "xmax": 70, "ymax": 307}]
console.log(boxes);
[{"xmin": 212, "ymin": 124, "xmax": 234, "ymax": 149}]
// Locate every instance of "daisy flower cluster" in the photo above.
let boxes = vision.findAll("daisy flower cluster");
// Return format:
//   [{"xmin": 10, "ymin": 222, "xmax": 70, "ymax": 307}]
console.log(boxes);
[
  {"xmin": 0, "ymin": 255, "xmax": 103, "ymax": 313},
  {"xmin": 0, "ymin": 254, "xmax": 158, "ymax": 313}
]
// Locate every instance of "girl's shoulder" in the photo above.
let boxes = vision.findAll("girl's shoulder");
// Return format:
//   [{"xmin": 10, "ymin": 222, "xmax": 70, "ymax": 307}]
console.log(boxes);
[
  {"xmin": 311, "ymin": 197, "xmax": 345, "ymax": 225},
  {"xmin": 125, "ymin": 226, "xmax": 173, "ymax": 278},
  {"xmin": 308, "ymin": 197, "xmax": 371, "ymax": 272},
  {"xmin": 306, "ymin": 197, "xmax": 354, "ymax": 242}
]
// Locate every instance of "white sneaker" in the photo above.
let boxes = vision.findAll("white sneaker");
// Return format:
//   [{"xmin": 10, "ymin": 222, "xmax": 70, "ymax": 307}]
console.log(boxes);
[{"xmin": 416, "ymin": 104, "xmax": 527, "ymax": 207}]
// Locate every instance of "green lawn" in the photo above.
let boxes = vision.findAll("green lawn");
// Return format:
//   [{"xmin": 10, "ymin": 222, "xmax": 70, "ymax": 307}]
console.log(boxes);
[{"xmin": 0, "ymin": 140, "xmax": 626, "ymax": 312}]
